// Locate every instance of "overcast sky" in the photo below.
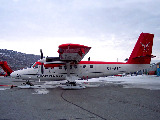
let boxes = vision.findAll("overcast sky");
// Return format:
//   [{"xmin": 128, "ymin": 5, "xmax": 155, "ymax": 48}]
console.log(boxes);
[{"xmin": 0, "ymin": 0, "xmax": 160, "ymax": 62}]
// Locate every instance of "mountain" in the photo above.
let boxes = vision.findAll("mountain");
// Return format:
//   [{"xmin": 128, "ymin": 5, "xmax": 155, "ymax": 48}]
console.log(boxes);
[{"xmin": 0, "ymin": 49, "xmax": 40, "ymax": 71}]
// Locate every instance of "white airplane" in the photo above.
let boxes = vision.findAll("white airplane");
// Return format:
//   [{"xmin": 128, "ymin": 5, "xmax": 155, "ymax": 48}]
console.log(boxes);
[{"xmin": 10, "ymin": 33, "xmax": 155, "ymax": 89}]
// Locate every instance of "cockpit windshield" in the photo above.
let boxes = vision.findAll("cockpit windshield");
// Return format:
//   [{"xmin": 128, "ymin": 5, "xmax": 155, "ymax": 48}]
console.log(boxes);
[{"xmin": 31, "ymin": 62, "xmax": 39, "ymax": 68}]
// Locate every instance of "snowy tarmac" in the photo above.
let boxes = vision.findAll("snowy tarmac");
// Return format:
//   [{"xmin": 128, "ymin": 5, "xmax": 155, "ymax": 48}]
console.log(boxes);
[
  {"xmin": 0, "ymin": 75, "xmax": 160, "ymax": 120},
  {"xmin": 87, "ymin": 75, "xmax": 160, "ymax": 90}
]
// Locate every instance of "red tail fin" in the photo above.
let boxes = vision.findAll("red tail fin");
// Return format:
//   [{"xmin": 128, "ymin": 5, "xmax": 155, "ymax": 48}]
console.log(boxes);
[{"xmin": 127, "ymin": 33, "xmax": 155, "ymax": 64}]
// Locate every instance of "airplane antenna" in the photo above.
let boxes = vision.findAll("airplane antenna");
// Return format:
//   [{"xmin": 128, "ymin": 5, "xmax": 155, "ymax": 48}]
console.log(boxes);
[{"xmin": 88, "ymin": 57, "xmax": 90, "ymax": 61}]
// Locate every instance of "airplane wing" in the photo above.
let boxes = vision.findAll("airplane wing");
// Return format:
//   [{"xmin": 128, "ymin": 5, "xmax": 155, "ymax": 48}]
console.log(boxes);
[{"xmin": 58, "ymin": 44, "xmax": 91, "ymax": 63}]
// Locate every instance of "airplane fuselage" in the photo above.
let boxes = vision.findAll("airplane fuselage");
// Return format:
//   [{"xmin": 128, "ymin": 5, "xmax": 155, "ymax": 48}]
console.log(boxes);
[{"xmin": 11, "ymin": 61, "xmax": 149, "ymax": 81}]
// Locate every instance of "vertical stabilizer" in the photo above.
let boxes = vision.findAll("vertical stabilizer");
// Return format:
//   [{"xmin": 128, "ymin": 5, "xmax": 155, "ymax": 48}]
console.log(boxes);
[{"xmin": 127, "ymin": 33, "xmax": 154, "ymax": 64}]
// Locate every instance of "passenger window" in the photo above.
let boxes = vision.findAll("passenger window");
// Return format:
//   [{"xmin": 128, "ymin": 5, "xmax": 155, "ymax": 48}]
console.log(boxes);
[
  {"xmin": 59, "ymin": 66, "xmax": 62, "ymax": 69},
  {"xmin": 83, "ymin": 65, "xmax": 86, "ymax": 68},
  {"xmin": 74, "ymin": 65, "xmax": 77, "ymax": 69},
  {"xmin": 90, "ymin": 65, "xmax": 93, "ymax": 68}
]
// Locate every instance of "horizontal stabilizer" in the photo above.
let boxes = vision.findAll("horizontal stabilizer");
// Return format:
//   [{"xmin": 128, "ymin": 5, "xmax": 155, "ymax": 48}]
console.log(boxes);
[{"xmin": 133, "ymin": 55, "xmax": 156, "ymax": 59}]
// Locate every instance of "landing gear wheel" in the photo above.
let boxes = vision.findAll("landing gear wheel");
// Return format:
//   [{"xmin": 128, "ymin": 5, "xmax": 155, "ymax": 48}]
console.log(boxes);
[
  {"xmin": 68, "ymin": 82, "xmax": 76, "ymax": 86},
  {"xmin": 23, "ymin": 80, "xmax": 34, "ymax": 86},
  {"xmin": 61, "ymin": 81, "xmax": 85, "ymax": 89}
]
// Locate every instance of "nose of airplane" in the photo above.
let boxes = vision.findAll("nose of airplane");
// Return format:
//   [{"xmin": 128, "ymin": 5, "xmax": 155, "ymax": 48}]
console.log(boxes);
[
  {"xmin": 10, "ymin": 71, "xmax": 16, "ymax": 78},
  {"xmin": 10, "ymin": 71, "xmax": 20, "ymax": 78}
]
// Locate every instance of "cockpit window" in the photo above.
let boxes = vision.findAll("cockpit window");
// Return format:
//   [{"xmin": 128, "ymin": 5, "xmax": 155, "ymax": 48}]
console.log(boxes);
[
  {"xmin": 34, "ymin": 64, "xmax": 38, "ymax": 68},
  {"xmin": 31, "ymin": 63, "xmax": 36, "ymax": 68},
  {"xmin": 32, "ymin": 63, "xmax": 39, "ymax": 68}
]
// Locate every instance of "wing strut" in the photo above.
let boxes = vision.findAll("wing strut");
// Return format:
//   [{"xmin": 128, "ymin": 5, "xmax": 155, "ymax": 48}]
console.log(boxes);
[
  {"xmin": 66, "ymin": 62, "xmax": 70, "ymax": 78},
  {"xmin": 65, "ymin": 62, "xmax": 77, "ymax": 86}
]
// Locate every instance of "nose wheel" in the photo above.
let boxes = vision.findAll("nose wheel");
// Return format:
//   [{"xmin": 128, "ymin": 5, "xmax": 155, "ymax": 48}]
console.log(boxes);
[{"xmin": 23, "ymin": 80, "xmax": 34, "ymax": 86}]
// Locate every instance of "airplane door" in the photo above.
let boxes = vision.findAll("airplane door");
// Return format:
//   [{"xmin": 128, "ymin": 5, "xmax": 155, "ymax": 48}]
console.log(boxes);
[{"xmin": 82, "ymin": 64, "xmax": 89, "ymax": 80}]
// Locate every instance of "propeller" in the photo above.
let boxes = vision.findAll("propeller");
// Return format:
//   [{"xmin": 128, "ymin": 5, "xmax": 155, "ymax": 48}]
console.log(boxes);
[
  {"xmin": 40, "ymin": 49, "xmax": 44, "ymax": 74},
  {"xmin": 40, "ymin": 49, "xmax": 43, "ymax": 59}
]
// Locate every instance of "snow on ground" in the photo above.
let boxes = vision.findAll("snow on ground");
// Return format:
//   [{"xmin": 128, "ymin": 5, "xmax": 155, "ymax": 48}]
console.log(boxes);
[
  {"xmin": 79, "ymin": 75, "xmax": 160, "ymax": 90},
  {"xmin": 1, "ymin": 75, "xmax": 160, "ymax": 94},
  {"xmin": 39, "ymin": 75, "xmax": 160, "ymax": 91}
]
